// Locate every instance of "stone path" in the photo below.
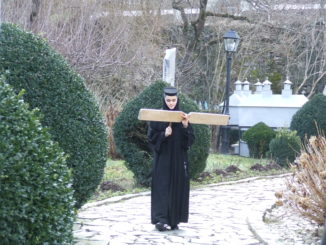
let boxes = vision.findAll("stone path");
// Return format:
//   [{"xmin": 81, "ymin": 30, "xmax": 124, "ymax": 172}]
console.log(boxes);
[{"xmin": 73, "ymin": 175, "xmax": 321, "ymax": 245}]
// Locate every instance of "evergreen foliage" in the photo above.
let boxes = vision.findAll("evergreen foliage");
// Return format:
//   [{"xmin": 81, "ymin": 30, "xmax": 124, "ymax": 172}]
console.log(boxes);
[
  {"xmin": 290, "ymin": 94, "xmax": 326, "ymax": 139},
  {"xmin": 268, "ymin": 129, "xmax": 301, "ymax": 167},
  {"xmin": 0, "ymin": 23, "xmax": 107, "ymax": 208},
  {"xmin": 113, "ymin": 81, "xmax": 211, "ymax": 186},
  {"xmin": 0, "ymin": 78, "xmax": 75, "ymax": 245},
  {"xmin": 242, "ymin": 122, "xmax": 276, "ymax": 158}
]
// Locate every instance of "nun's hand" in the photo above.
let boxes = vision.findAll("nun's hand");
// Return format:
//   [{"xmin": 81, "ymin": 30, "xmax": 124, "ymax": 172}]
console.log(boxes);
[
  {"xmin": 181, "ymin": 113, "xmax": 189, "ymax": 128},
  {"xmin": 165, "ymin": 125, "xmax": 172, "ymax": 137}
]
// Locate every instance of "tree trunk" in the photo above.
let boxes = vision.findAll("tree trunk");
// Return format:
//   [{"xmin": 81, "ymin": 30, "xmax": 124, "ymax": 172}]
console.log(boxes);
[
  {"xmin": 29, "ymin": 0, "xmax": 40, "ymax": 25},
  {"xmin": 106, "ymin": 106, "xmax": 120, "ymax": 159}
]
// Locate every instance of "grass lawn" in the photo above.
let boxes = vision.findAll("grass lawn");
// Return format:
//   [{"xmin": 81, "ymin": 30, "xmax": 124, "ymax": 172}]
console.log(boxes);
[
  {"xmin": 205, "ymin": 154, "xmax": 270, "ymax": 172},
  {"xmin": 192, "ymin": 154, "xmax": 287, "ymax": 187},
  {"xmin": 90, "ymin": 158, "xmax": 148, "ymax": 202},
  {"xmin": 102, "ymin": 158, "xmax": 135, "ymax": 190},
  {"xmin": 89, "ymin": 154, "xmax": 288, "ymax": 202}
]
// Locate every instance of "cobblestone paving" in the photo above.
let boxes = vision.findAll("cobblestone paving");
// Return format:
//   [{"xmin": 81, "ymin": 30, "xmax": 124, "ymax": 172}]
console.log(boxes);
[{"xmin": 73, "ymin": 175, "xmax": 322, "ymax": 245}]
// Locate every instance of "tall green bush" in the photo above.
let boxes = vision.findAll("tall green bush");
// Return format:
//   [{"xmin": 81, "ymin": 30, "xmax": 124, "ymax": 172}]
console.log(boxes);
[
  {"xmin": 0, "ymin": 78, "xmax": 75, "ymax": 245},
  {"xmin": 268, "ymin": 129, "xmax": 301, "ymax": 167},
  {"xmin": 290, "ymin": 94, "xmax": 326, "ymax": 139},
  {"xmin": 113, "ymin": 81, "xmax": 211, "ymax": 186},
  {"xmin": 0, "ymin": 23, "xmax": 107, "ymax": 208},
  {"xmin": 243, "ymin": 122, "xmax": 276, "ymax": 158}
]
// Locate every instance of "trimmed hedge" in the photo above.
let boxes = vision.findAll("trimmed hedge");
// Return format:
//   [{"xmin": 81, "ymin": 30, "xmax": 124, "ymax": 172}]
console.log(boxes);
[
  {"xmin": 113, "ymin": 81, "xmax": 211, "ymax": 186},
  {"xmin": 0, "ymin": 77, "xmax": 75, "ymax": 245},
  {"xmin": 268, "ymin": 129, "xmax": 301, "ymax": 167},
  {"xmin": 0, "ymin": 23, "xmax": 107, "ymax": 208},
  {"xmin": 243, "ymin": 122, "xmax": 276, "ymax": 158},
  {"xmin": 290, "ymin": 94, "xmax": 326, "ymax": 139}
]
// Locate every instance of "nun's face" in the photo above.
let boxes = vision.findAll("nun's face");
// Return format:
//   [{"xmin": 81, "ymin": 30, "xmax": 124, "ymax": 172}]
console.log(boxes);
[{"xmin": 164, "ymin": 95, "xmax": 178, "ymax": 110}]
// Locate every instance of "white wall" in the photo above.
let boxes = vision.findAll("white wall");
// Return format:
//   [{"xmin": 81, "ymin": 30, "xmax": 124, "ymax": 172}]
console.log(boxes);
[{"xmin": 229, "ymin": 106, "xmax": 300, "ymax": 127}]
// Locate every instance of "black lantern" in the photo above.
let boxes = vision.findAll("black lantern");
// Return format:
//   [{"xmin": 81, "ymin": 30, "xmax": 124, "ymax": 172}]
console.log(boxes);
[{"xmin": 223, "ymin": 30, "xmax": 240, "ymax": 53}]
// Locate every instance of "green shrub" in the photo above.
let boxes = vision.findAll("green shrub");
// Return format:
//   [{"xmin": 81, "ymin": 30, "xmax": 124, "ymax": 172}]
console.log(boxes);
[
  {"xmin": 113, "ymin": 80, "xmax": 211, "ymax": 186},
  {"xmin": 242, "ymin": 122, "xmax": 276, "ymax": 158},
  {"xmin": 0, "ymin": 23, "xmax": 107, "ymax": 208},
  {"xmin": 290, "ymin": 94, "xmax": 326, "ymax": 140},
  {"xmin": 0, "ymin": 78, "xmax": 75, "ymax": 245},
  {"xmin": 268, "ymin": 129, "xmax": 301, "ymax": 167}
]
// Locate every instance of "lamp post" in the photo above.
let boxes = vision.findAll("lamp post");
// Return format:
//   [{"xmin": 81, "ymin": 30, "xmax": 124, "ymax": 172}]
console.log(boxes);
[{"xmin": 220, "ymin": 30, "xmax": 240, "ymax": 154}]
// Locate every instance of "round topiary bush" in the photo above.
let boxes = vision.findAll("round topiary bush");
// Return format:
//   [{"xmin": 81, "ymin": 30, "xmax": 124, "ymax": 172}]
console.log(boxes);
[
  {"xmin": 290, "ymin": 94, "xmax": 326, "ymax": 140},
  {"xmin": 0, "ymin": 23, "xmax": 107, "ymax": 208},
  {"xmin": 113, "ymin": 80, "xmax": 211, "ymax": 186},
  {"xmin": 268, "ymin": 129, "xmax": 301, "ymax": 167},
  {"xmin": 242, "ymin": 122, "xmax": 276, "ymax": 158},
  {"xmin": 0, "ymin": 77, "xmax": 75, "ymax": 245}
]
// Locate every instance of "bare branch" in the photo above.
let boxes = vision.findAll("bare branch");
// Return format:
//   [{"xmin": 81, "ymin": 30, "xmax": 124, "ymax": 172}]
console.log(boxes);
[
  {"xmin": 172, "ymin": 0, "xmax": 189, "ymax": 30},
  {"xmin": 206, "ymin": 11, "xmax": 250, "ymax": 22},
  {"xmin": 191, "ymin": 0, "xmax": 208, "ymax": 40}
]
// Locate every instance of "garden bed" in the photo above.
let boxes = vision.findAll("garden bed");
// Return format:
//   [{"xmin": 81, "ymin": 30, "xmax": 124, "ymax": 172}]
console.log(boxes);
[{"xmin": 89, "ymin": 154, "xmax": 289, "ymax": 202}]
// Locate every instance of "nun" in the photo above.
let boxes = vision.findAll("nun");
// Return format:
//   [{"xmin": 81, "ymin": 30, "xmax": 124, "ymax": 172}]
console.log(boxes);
[{"xmin": 147, "ymin": 87, "xmax": 195, "ymax": 231}]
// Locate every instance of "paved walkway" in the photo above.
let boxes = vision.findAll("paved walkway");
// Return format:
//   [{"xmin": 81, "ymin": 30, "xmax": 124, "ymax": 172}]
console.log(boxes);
[{"xmin": 73, "ymin": 175, "xmax": 321, "ymax": 245}]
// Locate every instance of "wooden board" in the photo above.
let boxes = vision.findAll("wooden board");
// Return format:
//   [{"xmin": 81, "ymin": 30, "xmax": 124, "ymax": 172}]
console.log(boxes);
[
  {"xmin": 138, "ymin": 109, "xmax": 183, "ymax": 123},
  {"xmin": 188, "ymin": 112, "xmax": 229, "ymax": 125},
  {"xmin": 138, "ymin": 109, "xmax": 229, "ymax": 126}
]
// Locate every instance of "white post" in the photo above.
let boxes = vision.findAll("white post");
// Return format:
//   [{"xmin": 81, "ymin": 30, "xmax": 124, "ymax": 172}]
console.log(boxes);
[
  {"xmin": 262, "ymin": 77, "xmax": 272, "ymax": 95},
  {"xmin": 242, "ymin": 79, "xmax": 251, "ymax": 95},
  {"xmin": 254, "ymin": 81, "xmax": 263, "ymax": 94},
  {"xmin": 163, "ymin": 48, "xmax": 176, "ymax": 87},
  {"xmin": 282, "ymin": 77, "xmax": 293, "ymax": 97},
  {"xmin": 235, "ymin": 80, "xmax": 242, "ymax": 91}
]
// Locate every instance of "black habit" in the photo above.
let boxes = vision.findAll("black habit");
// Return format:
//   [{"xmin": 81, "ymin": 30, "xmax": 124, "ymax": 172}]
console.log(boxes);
[{"xmin": 147, "ymin": 98, "xmax": 195, "ymax": 228}]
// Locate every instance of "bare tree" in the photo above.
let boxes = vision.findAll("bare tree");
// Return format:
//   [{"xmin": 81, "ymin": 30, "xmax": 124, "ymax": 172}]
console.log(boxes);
[
  {"xmin": 3, "ymin": 0, "xmax": 326, "ymax": 154},
  {"xmin": 2, "ymin": 0, "xmax": 167, "ymax": 156},
  {"xmin": 243, "ymin": 0, "xmax": 326, "ymax": 96}
]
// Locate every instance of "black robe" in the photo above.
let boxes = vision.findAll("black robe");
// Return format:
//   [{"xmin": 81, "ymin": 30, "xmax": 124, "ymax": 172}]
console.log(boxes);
[{"xmin": 148, "ymin": 120, "xmax": 195, "ymax": 227}]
